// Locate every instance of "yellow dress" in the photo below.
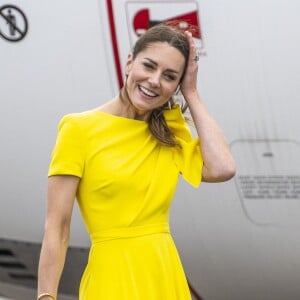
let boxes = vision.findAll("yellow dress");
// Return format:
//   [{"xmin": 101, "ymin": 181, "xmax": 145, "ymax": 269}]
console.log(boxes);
[{"xmin": 48, "ymin": 105, "xmax": 203, "ymax": 299}]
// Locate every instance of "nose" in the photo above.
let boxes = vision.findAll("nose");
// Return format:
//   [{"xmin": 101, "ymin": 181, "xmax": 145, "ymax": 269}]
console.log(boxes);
[{"xmin": 148, "ymin": 72, "xmax": 160, "ymax": 88}]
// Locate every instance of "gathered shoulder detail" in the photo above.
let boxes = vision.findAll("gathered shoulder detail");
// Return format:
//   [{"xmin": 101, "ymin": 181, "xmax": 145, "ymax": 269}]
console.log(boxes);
[{"xmin": 163, "ymin": 105, "xmax": 203, "ymax": 187}]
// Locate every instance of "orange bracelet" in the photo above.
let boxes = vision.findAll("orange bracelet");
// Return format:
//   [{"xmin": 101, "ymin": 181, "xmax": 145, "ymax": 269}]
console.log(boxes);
[{"xmin": 37, "ymin": 293, "xmax": 56, "ymax": 300}]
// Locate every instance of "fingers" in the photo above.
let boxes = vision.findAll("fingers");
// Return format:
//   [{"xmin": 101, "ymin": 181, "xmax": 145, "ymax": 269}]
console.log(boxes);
[
  {"xmin": 181, "ymin": 31, "xmax": 199, "ymax": 97},
  {"xmin": 184, "ymin": 31, "xmax": 199, "ymax": 63}
]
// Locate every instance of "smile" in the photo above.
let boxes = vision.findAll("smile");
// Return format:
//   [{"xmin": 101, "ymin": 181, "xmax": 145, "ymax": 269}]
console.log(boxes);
[{"xmin": 138, "ymin": 85, "xmax": 158, "ymax": 98}]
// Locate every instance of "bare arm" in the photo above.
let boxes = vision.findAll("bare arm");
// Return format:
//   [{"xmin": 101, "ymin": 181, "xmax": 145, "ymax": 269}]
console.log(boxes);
[
  {"xmin": 181, "ymin": 32, "xmax": 236, "ymax": 182},
  {"xmin": 37, "ymin": 175, "xmax": 80, "ymax": 298}
]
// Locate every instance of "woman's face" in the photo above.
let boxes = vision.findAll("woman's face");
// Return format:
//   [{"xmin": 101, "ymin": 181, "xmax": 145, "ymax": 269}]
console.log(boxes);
[{"xmin": 125, "ymin": 42, "xmax": 185, "ymax": 115}]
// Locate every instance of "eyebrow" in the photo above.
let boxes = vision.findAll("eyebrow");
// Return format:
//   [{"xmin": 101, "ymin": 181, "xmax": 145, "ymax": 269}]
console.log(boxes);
[{"xmin": 144, "ymin": 58, "xmax": 180, "ymax": 74}]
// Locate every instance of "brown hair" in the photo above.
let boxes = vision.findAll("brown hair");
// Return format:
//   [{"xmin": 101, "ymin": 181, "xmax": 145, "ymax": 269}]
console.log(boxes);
[{"xmin": 122, "ymin": 23, "xmax": 190, "ymax": 146}]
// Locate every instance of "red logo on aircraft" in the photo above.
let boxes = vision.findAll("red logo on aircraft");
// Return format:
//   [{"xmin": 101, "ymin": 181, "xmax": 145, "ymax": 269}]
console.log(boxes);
[{"xmin": 133, "ymin": 8, "xmax": 202, "ymax": 39}]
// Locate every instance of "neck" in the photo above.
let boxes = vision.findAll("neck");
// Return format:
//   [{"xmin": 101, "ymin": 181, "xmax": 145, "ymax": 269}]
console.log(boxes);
[{"xmin": 116, "ymin": 88, "xmax": 151, "ymax": 121}]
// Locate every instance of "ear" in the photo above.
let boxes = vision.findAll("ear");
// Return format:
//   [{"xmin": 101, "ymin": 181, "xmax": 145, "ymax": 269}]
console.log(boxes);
[{"xmin": 125, "ymin": 53, "xmax": 133, "ymax": 75}]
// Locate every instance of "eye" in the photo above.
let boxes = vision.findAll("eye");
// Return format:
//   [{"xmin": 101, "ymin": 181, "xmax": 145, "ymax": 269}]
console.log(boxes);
[
  {"xmin": 143, "ymin": 62, "xmax": 154, "ymax": 69},
  {"xmin": 164, "ymin": 73, "xmax": 176, "ymax": 81}
]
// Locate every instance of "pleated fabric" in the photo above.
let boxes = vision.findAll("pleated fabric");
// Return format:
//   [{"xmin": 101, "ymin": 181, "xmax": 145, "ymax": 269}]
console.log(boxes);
[{"xmin": 48, "ymin": 105, "xmax": 203, "ymax": 299}]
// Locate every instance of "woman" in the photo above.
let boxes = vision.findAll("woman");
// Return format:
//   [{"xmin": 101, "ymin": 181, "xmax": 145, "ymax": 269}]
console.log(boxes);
[{"xmin": 37, "ymin": 24, "xmax": 235, "ymax": 300}]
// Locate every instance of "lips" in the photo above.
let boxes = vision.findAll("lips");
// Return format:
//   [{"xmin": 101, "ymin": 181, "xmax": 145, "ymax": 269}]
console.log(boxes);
[{"xmin": 138, "ymin": 85, "xmax": 158, "ymax": 98}]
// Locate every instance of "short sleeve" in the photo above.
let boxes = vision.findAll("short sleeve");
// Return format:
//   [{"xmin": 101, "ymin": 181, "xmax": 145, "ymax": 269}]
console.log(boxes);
[
  {"xmin": 48, "ymin": 114, "xmax": 85, "ymax": 178},
  {"xmin": 163, "ymin": 106, "xmax": 203, "ymax": 187}
]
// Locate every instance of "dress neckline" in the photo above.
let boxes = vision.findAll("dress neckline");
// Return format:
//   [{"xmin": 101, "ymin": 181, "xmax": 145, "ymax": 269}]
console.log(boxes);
[
  {"xmin": 91, "ymin": 104, "xmax": 183, "ymax": 124},
  {"xmin": 93, "ymin": 109, "xmax": 148, "ymax": 124}
]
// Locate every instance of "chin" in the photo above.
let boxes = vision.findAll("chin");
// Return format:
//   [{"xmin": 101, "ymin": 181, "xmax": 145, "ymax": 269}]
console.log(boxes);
[{"xmin": 131, "ymin": 98, "xmax": 153, "ymax": 112}]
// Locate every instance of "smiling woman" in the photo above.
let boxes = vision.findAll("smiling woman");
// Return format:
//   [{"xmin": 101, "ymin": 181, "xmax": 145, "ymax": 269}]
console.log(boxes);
[
  {"xmin": 122, "ymin": 24, "xmax": 190, "ymax": 146},
  {"xmin": 126, "ymin": 43, "xmax": 184, "ymax": 110},
  {"xmin": 37, "ymin": 23, "xmax": 235, "ymax": 300}
]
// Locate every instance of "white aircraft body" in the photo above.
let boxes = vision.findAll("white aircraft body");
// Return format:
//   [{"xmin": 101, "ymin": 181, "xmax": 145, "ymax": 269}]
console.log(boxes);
[{"xmin": 1, "ymin": 0, "xmax": 300, "ymax": 299}]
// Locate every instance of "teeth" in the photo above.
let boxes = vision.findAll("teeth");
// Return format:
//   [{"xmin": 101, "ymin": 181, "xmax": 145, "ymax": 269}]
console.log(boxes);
[{"xmin": 139, "ymin": 85, "xmax": 157, "ymax": 97}]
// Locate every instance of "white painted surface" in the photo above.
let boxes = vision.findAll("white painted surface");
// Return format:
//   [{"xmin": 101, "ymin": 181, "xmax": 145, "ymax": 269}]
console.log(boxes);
[{"xmin": 1, "ymin": 0, "xmax": 300, "ymax": 299}]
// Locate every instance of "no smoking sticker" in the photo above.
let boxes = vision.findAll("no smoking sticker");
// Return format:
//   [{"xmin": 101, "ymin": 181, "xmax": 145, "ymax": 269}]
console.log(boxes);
[{"xmin": 0, "ymin": 5, "xmax": 28, "ymax": 42}]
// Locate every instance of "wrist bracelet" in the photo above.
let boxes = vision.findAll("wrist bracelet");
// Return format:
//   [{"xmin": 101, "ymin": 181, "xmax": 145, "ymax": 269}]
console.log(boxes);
[{"xmin": 37, "ymin": 293, "xmax": 56, "ymax": 300}]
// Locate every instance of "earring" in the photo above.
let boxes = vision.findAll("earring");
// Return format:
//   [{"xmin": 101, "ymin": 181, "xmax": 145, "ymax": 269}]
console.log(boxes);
[
  {"xmin": 174, "ymin": 85, "xmax": 180, "ymax": 95},
  {"xmin": 124, "ymin": 73, "xmax": 128, "ymax": 86}
]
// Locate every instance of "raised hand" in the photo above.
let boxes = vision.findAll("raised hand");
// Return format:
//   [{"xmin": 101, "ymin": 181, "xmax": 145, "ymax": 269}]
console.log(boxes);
[{"xmin": 180, "ymin": 31, "xmax": 200, "ymax": 102}]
